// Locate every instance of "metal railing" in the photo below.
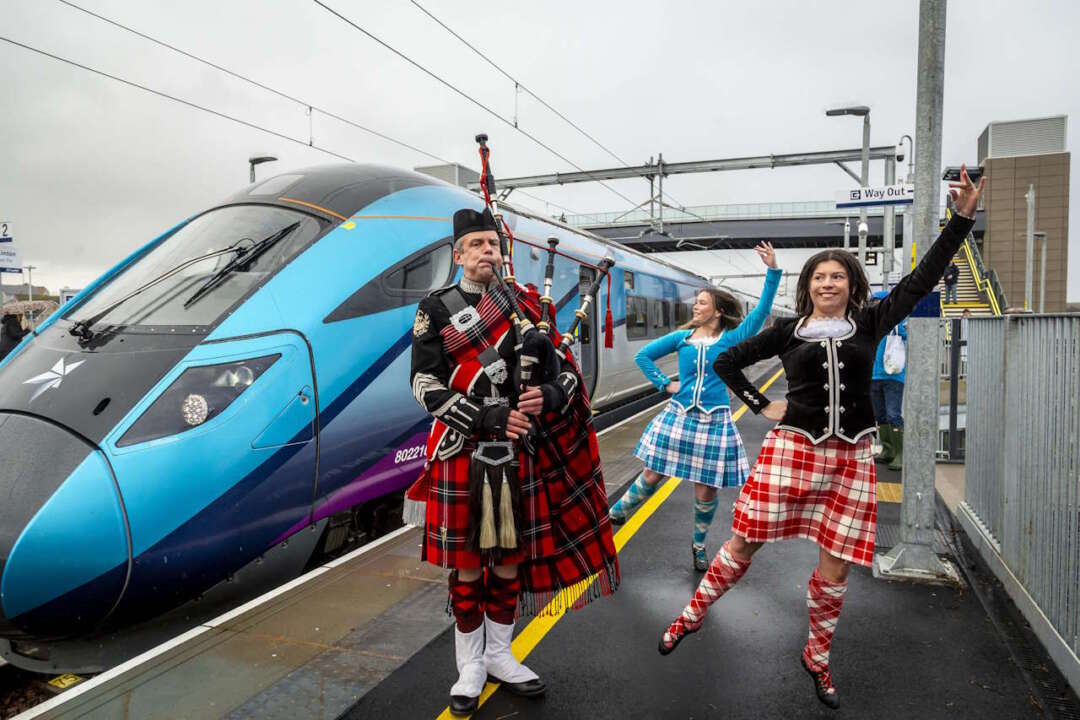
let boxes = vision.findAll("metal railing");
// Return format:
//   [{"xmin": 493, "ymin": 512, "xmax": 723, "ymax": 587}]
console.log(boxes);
[
  {"xmin": 564, "ymin": 199, "xmax": 910, "ymax": 227},
  {"xmin": 962, "ymin": 234, "xmax": 1006, "ymax": 315},
  {"xmin": 961, "ymin": 315, "xmax": 1080, "ymax": 691}
]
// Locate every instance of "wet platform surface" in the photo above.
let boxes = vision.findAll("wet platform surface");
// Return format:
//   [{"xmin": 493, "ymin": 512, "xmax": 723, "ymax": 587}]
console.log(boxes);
[
  {"xmin": 24, "ymin": 364, "xmax": 1047, "ymax": 719},
  {"xmin": 346, "ymin": 373, "xmax": 1040, "ymax": 720}
]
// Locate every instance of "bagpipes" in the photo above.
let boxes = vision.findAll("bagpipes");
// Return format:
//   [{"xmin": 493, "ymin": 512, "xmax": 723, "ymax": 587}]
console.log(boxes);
[{"xmin": 468, "ymin": 132, "xmax": 614, "ymax": 554}]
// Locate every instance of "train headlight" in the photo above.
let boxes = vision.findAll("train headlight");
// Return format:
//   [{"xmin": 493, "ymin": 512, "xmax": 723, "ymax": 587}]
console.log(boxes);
[
  {"xmin": 182, "ymin": 394, "xmax": 209, "ymax": 426},
  {"xmin": 117, "ymin": 355, "xmax": 279, "ymax": 447}
]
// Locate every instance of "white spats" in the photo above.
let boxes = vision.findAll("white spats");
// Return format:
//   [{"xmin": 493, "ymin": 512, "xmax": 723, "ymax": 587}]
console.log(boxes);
[
  {"xmin": 483, "ymin": 617, "xmax": 539, "ymax": 684},
  {"xmin": 450, "ymin": 625, "xmax": 487, "ymax": 699}
]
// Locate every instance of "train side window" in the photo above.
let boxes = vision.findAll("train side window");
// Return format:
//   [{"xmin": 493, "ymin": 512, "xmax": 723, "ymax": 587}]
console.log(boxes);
[
  {"xmin": 324, "ymin": 239, "xmax": 454, "ymax": 322},
  {"xmin": 652, "ymin": 300, "xmax": 671, "ymax": 334},
  {"xmin": 675, "ymin": 301, "xmax": 690, "ymax": 326},
  {"xmin": 384, "ymin": 244, "xmax": 454, "ymax": 294},
  {"xmin": 626, "ymin": 295, "xmax": 648, "ymax": 339}
]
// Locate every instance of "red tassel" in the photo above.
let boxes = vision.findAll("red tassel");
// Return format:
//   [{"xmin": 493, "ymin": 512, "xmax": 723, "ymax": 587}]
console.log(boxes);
[{"xmin": 604, "ymin": 274, "xmax": 614, "ymax": 349}]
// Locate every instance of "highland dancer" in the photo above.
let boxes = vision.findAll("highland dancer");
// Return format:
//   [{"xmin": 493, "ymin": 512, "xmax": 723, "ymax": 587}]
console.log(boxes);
[
  {"xmin": 608, "ymin": 242, "xmax": 781, "ymax": 571},
  {"xmin": 658, "ymin": 167, "xmax": 984, "ymax": 710}
]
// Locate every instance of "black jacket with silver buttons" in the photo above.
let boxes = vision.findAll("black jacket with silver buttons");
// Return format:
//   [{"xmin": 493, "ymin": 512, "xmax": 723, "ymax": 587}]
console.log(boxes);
[{"xmin": 714, "ymin": 214, "xmax": 975, "ymax": 444}]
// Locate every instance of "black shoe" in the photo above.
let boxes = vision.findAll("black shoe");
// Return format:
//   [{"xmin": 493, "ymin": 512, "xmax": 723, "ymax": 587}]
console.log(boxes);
[
  {"xmin": 658, "ymin": 614, "xmax": 701, "ymax": 656},
  {"xmin": 449, "ymin": 694, "xmax": 479, "ymax": 716},
  {"xmin": 489, "ymin": 674, "xmax": 547, "ymax": 697},
  {"xmin": 609, "ymin": 510, "xmax": 626, "ymax": 526},
  {"xmin": 801, "ymin": 656, "xmax": 840, "ymax": 710}
]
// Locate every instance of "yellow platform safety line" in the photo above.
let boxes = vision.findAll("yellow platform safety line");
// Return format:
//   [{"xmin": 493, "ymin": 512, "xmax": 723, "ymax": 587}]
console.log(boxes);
[
  {"xmin": 877, "ymin": 482, "xmax": 903, "ymax": 504},
  {"xmin": 437, "ymin": 366, "xmax": 785, "ymax": 719}
]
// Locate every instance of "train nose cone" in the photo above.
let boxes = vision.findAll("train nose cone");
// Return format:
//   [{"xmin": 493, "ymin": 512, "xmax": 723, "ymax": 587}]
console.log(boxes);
[{"xmin": 0, "ymin": 413, "xmax": 129, "ymax": 639}]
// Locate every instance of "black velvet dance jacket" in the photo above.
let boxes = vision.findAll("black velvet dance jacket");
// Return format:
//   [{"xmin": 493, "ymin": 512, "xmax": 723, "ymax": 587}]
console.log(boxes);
[{"xmin": 714, "ymin": 213, "xmax": 976, "ymax": 445}]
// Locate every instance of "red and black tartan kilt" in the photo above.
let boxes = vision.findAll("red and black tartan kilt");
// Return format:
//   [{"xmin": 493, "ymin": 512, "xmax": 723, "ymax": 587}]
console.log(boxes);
[
  {"xmin": 419, "ymin": 449, "xmax": 528, "ymax": 569},
  {"xmin": 732, "ymin": 428, "xmax": 877, "ymax": 567}
]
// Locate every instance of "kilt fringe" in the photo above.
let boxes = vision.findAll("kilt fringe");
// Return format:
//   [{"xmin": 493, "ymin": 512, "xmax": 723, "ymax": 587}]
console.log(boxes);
[
  {"xmin": 518, "ymin": 556, "xmax": 621, "ymax": 618},
  {"xmin": 440, "ymin": 558, "xmax": 621, "ymax": 621},
  {"xmin": 401, "ymin": 497, "xmax": 427, "ymax": 528}
]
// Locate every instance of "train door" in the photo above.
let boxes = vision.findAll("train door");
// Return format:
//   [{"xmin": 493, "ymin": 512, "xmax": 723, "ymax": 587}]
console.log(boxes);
[{"xmin": 576, "ymin": 266, "xmax": 599, "ymax": 397}]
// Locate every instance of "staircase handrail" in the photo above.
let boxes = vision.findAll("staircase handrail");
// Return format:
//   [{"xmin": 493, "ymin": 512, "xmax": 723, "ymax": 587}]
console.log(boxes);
[
  {"xmin": 943, "ymin": 207, "xmax": 1003, "ymax": 316},
  {"xmin": 962, "ymin": 234, "xmax": 1004, "ymax": 316}
]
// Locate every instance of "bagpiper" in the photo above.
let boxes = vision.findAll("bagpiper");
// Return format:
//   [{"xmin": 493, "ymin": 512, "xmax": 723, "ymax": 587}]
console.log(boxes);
[{"xmin": 406, "ymin": 207, "xmax": 619, "ymax": 716}]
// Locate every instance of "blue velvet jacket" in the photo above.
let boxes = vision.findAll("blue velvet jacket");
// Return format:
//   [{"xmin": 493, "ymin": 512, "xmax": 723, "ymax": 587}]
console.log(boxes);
[{"xmin": 634, "ymin": 267, "xmax": 781, "ymax": 414}]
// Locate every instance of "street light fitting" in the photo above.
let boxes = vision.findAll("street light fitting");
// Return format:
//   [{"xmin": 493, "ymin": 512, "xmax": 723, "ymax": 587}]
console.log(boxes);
[{"xmin": 825, "ymin": 105, "xmax": 871, "ymax": 117}]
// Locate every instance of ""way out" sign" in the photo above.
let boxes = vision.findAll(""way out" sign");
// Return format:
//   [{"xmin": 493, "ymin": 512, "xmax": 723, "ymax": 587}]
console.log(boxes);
[{"xmin": 836, "ymin": 184, "xmax": 914, "ymax": 209}]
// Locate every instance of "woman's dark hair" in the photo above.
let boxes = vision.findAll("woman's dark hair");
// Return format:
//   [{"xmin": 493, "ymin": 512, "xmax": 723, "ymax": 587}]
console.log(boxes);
[
  {"xmin": 680, "ymin": 287, "xmax": 744, "ymax": 332},
  {"xmin": 795, "ymin": 250, "xmax": 870, "ymax": 317}
]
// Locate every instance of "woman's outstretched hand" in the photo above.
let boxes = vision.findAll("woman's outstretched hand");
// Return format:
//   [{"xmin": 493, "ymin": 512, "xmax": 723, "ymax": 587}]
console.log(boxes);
[
  {"xmin": 949, "ymin": 164, "xmax": 986, "ymax": 218},
  {"xmin": 754, "ymin": 241, "xmax": 777, "ymax": 269}
]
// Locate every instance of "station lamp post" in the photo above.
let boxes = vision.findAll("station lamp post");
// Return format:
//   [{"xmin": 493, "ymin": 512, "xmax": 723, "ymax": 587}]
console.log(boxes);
[
  {"xmin": 898, "ymin": 134, "xmax": 915, "ymax": 184},
  {"xmin": 826, "ymin": 105, "xmax": 871, "ymax": 265},
  {"xmin": 249, "ymin": 155, "xmax": 278, "ymax": 184}
]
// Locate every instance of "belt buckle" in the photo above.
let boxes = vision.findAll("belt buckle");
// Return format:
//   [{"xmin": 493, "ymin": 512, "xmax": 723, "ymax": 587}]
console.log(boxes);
[{"xmin": 474, "ymin": 440, "xmax": 516, "ymax": 466}]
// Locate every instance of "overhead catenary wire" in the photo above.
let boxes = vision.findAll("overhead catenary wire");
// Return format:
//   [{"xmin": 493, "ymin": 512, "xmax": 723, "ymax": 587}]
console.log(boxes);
[
  {"xmin": 54, "ymin": 0, "xmax": 455, "ymax": 166},
  {"xmin": 0, "ymin": 34, "xmax": 360, "ymax": 164},
  {"xmin": 56, "ymin": 0, "xmax": 643, "ymax": 221},
  {"xmin": 406, "ymin": 0, "xmax": 696, "ymax": 213},
  {"xmin": 408, "ymin": 0, "xmax": 629, "ymax": 168},
  {"xmin": 312, "ymin": 0, "xmax": 645, "ymax": 215}
]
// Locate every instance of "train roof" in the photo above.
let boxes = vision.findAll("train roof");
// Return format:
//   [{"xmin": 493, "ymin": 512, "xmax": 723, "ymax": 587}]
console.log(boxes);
[
  {"xmin": 224, "ymin": 162, "xmax": 711, "ymax": 289},
  {"xmin": 223, "ymin": 164, "xmax": 440, "ymax": 222}
]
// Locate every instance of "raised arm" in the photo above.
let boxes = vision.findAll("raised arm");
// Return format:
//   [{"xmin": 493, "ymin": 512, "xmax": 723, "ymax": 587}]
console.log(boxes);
[
  {"xmin": 726, "ymin": 266, "xmax": 782, "ymax": 344},
  {"xmin": 869, "ymin": 166, "xmax": 984, "ymax": 338},
  {"xmin": 713, "ymin": 320, "xmax": 789, "ymax": 413},
  {"xmin": 634, "ymin": 330, "xmax": 687, "ymax": 391}
]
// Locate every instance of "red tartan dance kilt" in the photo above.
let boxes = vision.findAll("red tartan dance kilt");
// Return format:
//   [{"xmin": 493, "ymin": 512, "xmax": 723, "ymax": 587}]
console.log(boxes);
[
  {"xmin": 732, "ymin": 428, "xmax": 877, "ymax": 567},
  {"xmin": 418, "ymin": 450, "xmax": 528, "ymax": 569}
]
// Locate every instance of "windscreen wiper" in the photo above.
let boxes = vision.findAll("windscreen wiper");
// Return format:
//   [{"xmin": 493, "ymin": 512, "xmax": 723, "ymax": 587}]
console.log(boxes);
[
  {"xmin": 182, "ymin": 221, "xmax": 301, "ymax": 310},
  {"xmin": 69, "ymin": 244, "xmax": 248, "ymax": 344}
]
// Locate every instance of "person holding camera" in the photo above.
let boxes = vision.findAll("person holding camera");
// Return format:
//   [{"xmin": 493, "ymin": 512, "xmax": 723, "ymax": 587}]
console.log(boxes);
[{"xmin": 657, "ymin": 167, "xmax": 984, "ymax": 711}]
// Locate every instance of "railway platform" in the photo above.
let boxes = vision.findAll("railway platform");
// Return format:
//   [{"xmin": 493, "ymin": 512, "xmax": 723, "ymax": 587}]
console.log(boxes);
[{"xmin": 16, "ymin": 365, "xmax": 1078, "ymax": 720}]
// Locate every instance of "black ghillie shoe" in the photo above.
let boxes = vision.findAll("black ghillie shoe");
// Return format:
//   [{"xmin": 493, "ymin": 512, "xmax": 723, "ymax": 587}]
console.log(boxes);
[
  {"xmin": 658, "ymin": 613, "xmax": 702, "ymax": 656},
  {"xmin": 449, "ymin": 694, "xmax": 478, "ymax": 716},
  {"xmin": 801, "ymin": 656, "xmax": 840, "ymax": 710}
]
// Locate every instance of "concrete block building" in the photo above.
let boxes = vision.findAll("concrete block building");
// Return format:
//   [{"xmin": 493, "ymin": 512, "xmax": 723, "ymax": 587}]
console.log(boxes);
[{"xmin": 978, "ymin": 115, "xmax": 1070, "ymax": 312}]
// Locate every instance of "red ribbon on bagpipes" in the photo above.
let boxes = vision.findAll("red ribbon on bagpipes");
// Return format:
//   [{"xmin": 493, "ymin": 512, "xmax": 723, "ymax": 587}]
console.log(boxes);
[{"xmin": 477, "ymin": 148, "xmax": 614, "ymax": 349}]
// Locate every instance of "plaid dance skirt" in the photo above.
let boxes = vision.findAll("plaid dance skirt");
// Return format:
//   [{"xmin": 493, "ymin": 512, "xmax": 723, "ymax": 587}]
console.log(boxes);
[
  {"xmin": 635, "ymin": 404, "xmax": 751, "ymax": 488},
  {"xmin": 732, "ymin": 428, "xmax": 877, "ymax": 566}
]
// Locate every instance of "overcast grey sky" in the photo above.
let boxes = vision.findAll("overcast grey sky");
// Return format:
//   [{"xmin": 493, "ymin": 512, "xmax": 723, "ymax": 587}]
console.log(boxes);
[{"xmin": 2, "ymin": 0, "xmax": 1076, "ymax": 300}]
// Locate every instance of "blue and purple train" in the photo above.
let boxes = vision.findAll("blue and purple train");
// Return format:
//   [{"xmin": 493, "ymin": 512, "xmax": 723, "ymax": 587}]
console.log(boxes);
[{"xmin": 0, "ymin": 164, "xmax": 781, "ymax": 672}]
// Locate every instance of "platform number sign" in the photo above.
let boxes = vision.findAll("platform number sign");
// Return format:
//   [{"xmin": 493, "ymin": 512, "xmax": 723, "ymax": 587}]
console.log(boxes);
[{"xmin": 0, "ymin": 222, "xmax": 21, "ymax": 274}]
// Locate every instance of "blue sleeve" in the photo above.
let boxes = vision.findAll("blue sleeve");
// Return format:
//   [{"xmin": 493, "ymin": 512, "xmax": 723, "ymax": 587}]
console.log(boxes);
[
  {"xmin": 898, "ymin": 319, "xmax": 907, "ymax": 339},
  {"xmin": 634, "ymin": 330, "xmax": 686, "ymax": 390},
  {"xmin": 724, "ymin": 267, "xmax": 782, "ymax": 345}
]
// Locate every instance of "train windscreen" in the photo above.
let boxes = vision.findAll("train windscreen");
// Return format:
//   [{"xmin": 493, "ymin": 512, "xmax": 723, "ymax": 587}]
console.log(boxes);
[{"xmin": 67, "ymin": 205, "xmax": 323, "ymax": 330}]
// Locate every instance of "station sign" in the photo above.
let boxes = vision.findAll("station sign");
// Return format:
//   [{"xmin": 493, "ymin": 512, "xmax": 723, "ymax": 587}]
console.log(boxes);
[
  {"xmin": 0, "ymin": 221, "xmax": 11, "ymax": 243},
  {"xmin": 0, "ymin": 243, "xmax": 21, "ymax": 274},
  {"xmin": 836, "ymin": 184, "xmax": 914, "ymax": 209}
]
